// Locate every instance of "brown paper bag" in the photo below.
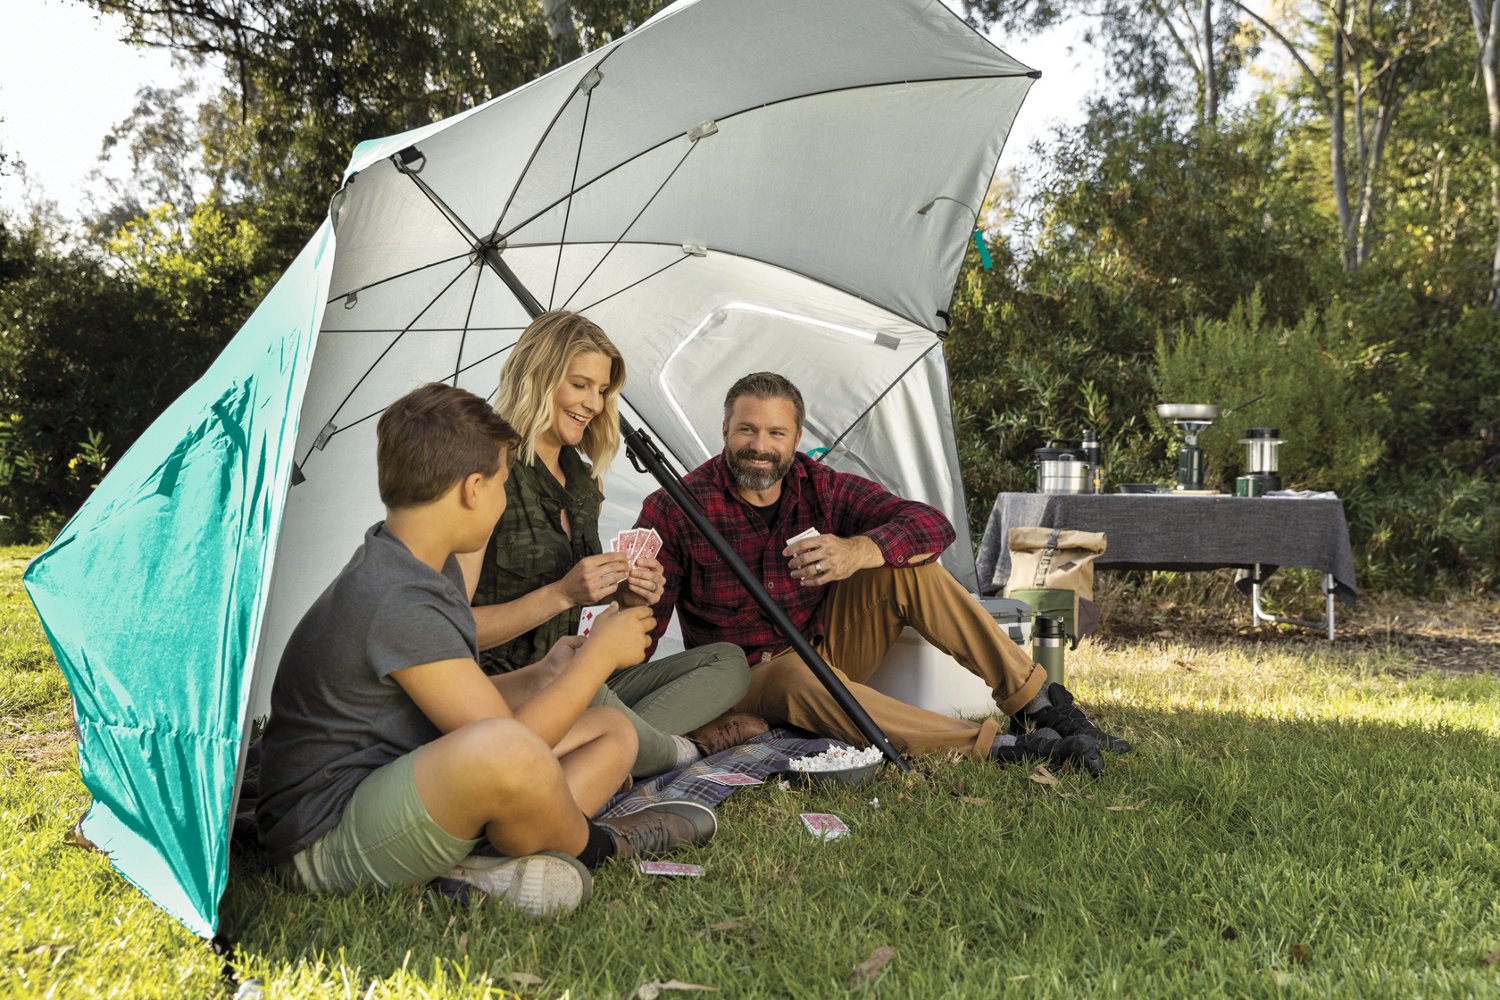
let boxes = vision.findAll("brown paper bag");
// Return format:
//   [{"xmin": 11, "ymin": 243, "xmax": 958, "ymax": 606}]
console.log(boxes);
[{"xmin": 1004, "ymin": 527, "xmax": 1108, "ymax": 636}]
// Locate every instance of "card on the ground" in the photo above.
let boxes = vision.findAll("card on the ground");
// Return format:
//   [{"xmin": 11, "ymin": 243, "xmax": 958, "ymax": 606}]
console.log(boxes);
[
  {"xmin": 801, "ymin": 812, "xmax": 850, "ymax": 840},
  {"xmin": 639, "ymin": 860, "xmax": 704, "ymax": 877},
  {"xmin": 702, "ymin": 771, "xmax": 763, "ymax": 786},
  {"xmin": 786, "ymin": 526, "xmax": 821, "ymax": 548},
  {"xmin": 576, "ymin": 604, "xmax": 609, "ymax": 637}
]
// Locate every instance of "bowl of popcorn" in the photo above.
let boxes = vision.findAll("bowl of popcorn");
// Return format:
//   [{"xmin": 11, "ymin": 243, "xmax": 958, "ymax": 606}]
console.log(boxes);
[{"xmin": 786, "ymin": 744, "xmax": 883, "ymax": 787}]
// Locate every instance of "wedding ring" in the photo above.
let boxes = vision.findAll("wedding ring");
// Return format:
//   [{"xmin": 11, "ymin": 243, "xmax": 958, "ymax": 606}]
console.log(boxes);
[{"xmin": 815, "ymin": 561, "xmax": 822, "ymax": 574}]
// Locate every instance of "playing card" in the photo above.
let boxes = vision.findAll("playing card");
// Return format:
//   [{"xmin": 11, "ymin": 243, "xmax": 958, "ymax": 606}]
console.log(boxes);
[
  {"xmin": 576, "ymin": 604, "xmax": 609, "ymax": 637},
  {"xmin": 638, "ymin": 860, "xmax": 704, "ymax": 877},
  {"xmin": 610, "ymin": 534, "xmax": 622, "ymax": 553},
  {"xmin": 701, "ymin": 771, "xmax": 763, "ymax": 787},
  {"xmin": 800, "ymin": 812, "xmax": 850, "ymax": 840},
  {"xmin": 786, "ymin": 526, "xmax": 821, "ymax": 548},
  {"xmin": 635, "ymin": 527, "xmax": 662, "ymax": 563},
  {"xmin": 621, "ymin": 528, "xmax": 644, "ymax": 565}
]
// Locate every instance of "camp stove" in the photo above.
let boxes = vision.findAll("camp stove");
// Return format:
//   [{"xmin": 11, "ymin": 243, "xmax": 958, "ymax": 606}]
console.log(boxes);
[{"xmin": 1156, "ymin": 403, "xmax": 1220, "ymax": 491}]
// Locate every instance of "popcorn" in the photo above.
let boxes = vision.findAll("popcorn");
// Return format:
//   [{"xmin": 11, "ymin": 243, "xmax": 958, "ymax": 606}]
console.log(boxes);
[{"xmin": 787, "ymin": 744, "xmax": 882, "ymax": 772}]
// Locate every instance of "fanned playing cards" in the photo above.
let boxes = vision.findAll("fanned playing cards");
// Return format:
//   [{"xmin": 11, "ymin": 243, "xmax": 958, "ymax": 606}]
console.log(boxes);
[{"xmin": 609, "ymin": 527, "xmax": 661, "ymax": 566}]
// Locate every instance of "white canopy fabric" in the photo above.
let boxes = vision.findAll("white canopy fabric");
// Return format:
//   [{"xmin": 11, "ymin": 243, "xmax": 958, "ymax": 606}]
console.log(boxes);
[{"xmin": 256, "ymin": 0, "xmax": 1035, "ymax": 697}]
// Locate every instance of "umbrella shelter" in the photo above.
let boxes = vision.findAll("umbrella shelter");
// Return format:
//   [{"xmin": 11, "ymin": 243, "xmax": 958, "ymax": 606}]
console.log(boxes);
[{"xmin": 24, "ymin": 0, "xmax": 1037, "ymax": 936}]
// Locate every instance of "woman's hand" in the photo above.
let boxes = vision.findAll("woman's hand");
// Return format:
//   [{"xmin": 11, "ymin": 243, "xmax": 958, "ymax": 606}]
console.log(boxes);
[
  {"xmin": 557, "ymin": 552, "xmax": 632, "ymax": 606},
  {"xmin": 617, "ymin": 556, "xmax": 667, "ymax": 607}
]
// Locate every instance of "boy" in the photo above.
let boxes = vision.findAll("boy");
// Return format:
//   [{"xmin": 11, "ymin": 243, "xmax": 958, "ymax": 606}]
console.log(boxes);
[{"xmin": 256, "ymin": 383, "xmax": 716, "ymax": 916}]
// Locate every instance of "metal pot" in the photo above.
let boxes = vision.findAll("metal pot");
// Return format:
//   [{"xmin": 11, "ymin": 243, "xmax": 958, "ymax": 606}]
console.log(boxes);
[{"xmin": 1034, "ymin": 446, "xmax": 1090, "ymax": 494}]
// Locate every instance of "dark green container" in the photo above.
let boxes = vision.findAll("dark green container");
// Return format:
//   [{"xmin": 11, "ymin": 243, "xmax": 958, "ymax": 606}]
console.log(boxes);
[{"xmin": 1009, "ymin": 587, "xmax": 1075, "ymax": 639}]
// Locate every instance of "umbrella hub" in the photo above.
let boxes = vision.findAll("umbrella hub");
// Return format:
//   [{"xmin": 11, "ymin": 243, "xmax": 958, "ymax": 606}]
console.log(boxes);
[{"xmin": 471, "ymin": 233, "xmax": 508, "ymax": 269}]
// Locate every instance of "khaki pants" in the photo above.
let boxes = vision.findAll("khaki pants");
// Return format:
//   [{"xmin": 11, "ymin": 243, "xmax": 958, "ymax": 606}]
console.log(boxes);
[{"xmin": 732, "ymin": 561, "xmax": 1046, "ymax": 758}]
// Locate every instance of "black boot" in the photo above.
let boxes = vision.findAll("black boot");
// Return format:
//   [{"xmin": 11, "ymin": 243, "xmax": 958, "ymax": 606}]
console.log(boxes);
[
  {"xmin": 1012, "ymin": 683, "xmax": 1133, "ymax": 753},
  {"xmin": 990, "ymin": 726, "xmax": 1105, "ymax": 777}
]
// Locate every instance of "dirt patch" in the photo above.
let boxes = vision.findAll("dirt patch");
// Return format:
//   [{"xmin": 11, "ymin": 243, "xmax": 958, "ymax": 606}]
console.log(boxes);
[
  {"xmin": 0, "ymin": 708, "xmax": 77, "ymax": 772},
  {"xmin": 1096, "ymin": 587, "xmax": 1500, "ymax": 675}
]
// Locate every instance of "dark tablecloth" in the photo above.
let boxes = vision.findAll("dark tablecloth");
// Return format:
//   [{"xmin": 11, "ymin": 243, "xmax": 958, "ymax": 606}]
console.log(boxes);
[{"xmin": 975, "ymin": 493, "xmax": 1357, "ymax": 602}]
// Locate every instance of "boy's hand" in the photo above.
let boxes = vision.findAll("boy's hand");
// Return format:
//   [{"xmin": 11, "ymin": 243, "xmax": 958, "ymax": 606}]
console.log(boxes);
[
  {"xmin": 617, "ymin": 556, "xmax": 667, "ymax": 607},
  {"xmin": 583, "ymin": 603, "xmax": 654, "ymax": 671},
  {"xmin": 539, "ymin": 635, "xmax": 586, "ymax": 680},
  {"xmin": 559, "ymin": 553, "xmax": 631, "ymax": 606}
]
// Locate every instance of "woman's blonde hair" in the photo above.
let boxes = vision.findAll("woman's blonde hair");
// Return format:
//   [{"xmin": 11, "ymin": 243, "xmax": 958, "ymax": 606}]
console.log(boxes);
[{"xmin": 495, "ymin": 310, "xmax": 625, "ymax": 474}]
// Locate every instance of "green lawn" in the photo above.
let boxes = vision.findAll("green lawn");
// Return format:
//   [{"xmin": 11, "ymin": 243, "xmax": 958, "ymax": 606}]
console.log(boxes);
[{"xmin": 2, "ymin": 543, "xmax": 1498, "ymax": 997}]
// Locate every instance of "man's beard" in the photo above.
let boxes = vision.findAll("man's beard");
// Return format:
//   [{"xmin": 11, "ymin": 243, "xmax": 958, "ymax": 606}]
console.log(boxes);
[{"xmin": 726, "ymin": 447, "xmax": 794, "ymax": 492}]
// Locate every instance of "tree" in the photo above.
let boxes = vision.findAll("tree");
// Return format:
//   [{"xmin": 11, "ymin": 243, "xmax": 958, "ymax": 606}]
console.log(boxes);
[{"xmin": 86, "ymin": 0, "xmax": 664, "ymax": 263}]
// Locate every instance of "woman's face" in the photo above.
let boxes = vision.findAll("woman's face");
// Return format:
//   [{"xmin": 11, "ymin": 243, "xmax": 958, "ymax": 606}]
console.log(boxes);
[{"xmin": 543, "ymin": 349, "xmax": 613, "ymax": 450}]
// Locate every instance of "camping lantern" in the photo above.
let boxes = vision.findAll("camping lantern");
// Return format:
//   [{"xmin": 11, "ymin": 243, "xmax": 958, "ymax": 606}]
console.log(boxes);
[{"xmin": 1236, "ymin": 427, "xmax": 1284, "ymax": 495}]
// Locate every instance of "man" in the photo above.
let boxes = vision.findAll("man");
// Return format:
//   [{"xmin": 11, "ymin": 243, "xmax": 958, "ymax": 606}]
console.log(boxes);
[
  {"xmin": 634, "ymin": 372, "xmax": 1131, "ymax": 775},
  {"xmin": 256, "ymin": 383, "xmax": 716, "ymax": 919}
]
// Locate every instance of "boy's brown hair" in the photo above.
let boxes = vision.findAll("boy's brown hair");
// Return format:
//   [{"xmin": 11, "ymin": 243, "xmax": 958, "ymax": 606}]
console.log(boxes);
[{"xmin": 376, "ymin": 383, "xmax": 519, "ymax": 508}]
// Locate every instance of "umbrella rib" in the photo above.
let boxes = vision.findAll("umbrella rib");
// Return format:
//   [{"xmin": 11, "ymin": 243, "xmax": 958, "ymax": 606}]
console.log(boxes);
[
  {"xmin": 569, "ymin": 253, "xmax": 689, "ymax": 315},
  {"xmin": 453, "ymin": 264, "xmax": 486, "ymax": 386},
  {"xmin": 313, "ymin": 341, "xmax": 523, "ymax": 443},
  {"xmin": 498, "ymin": 71, "xmax": 1033, "ymax": 243},
  {"xmin": 327, "ymin": 250, "xmax": 474, "ymax": 305},
  {"xmin": 559, "ymin": 142, "xmax": 696, "ymax": 312},
  {"xmin": 301, "ymin": 258, "xmax": 478, "ymax": 467},
  {"xmin": 821, "ymin": 343, "xmax": 941, "ymax": 459},
  {"xmin": 491, "ymin": 49, "xmax": 617, "ymax": 241},
  {"xmin": 548, "ymin": 85, "xmax": 594, "ymax": 310}
]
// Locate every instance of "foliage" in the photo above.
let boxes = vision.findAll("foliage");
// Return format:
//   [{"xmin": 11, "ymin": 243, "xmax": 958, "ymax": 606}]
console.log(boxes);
[
  {"xmin": 0, "ymin": 206, "xmax": 266, "ymax": 542},
  {"xmin": 947, "ymin": 105, "xmax": 1338, "ymax": 534},
  {"xmin": 1152, "ymin": 291, "xmax": 1385, "ymax": 493}
]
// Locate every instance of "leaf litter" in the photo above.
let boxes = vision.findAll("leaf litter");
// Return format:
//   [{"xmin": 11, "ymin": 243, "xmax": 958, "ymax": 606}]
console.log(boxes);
[{"xmin": 847, "ymin": 946, "xmax": 896, "ymax": 989}]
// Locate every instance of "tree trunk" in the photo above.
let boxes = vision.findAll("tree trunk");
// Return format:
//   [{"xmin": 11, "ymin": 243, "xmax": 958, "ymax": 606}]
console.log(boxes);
[
  {"xmin": 1330, "ymin": 0, "xmax": 1357, "ymax": 271},
  {"xmin": 1469, "ymin": 0, "xmax": 1500, "ymax": 309},
  {"xmin": 1203, "ymin": 0, "xmax": 1217, "ymax": 126},
  {"xmin": 542, "ymin": 0, "xmax": 580, "ymax": 65}
]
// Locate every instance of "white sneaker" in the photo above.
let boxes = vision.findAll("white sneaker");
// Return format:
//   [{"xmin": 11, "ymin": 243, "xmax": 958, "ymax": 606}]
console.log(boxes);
[{"xmin": 434, "ymin": 850, "xmax": 591, "ymax": 916}]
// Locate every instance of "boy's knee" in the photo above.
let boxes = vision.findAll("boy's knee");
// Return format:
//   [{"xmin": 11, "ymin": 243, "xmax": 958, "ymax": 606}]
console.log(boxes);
[
  {"xmin": 703, "ymin": 643, "xmax": 752, "ymax": 699},
  {"xmin": 456, "ymin": 716, "xmax": 550, "ymax": 770}
]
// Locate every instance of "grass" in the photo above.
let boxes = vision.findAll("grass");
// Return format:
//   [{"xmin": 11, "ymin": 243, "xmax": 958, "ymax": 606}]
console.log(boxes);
[{"xmin": 2, "ymin": 542, "xmax": 1499, "ymax": 997}]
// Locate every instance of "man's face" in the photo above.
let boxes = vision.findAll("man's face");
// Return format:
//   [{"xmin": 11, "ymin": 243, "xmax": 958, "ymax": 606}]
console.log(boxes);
[{"xmin": 723, "ymin": 395, "xmax": 802, "ymax": 493}]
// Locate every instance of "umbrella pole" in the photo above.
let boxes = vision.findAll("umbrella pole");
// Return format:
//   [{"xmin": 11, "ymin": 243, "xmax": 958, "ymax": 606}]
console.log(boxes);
[
  {"xmin": 482, "ymin": 250, "xmax": 908, "ymax": 770},
  {"xmin": 621, "ymin": 423, "xmax": 910, "ymax": 773}
]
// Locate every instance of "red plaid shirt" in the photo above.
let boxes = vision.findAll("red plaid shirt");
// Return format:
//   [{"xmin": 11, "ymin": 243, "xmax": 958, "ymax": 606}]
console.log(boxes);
[{"xmin": 635, "ymin": 453, "xmax": 955, "ymax": 663}]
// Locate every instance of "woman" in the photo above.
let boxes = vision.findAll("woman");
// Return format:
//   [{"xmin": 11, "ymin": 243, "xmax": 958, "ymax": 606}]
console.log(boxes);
[{"xmin": 463, "ymin": 310, "xmax": 765, "ymax": 778}]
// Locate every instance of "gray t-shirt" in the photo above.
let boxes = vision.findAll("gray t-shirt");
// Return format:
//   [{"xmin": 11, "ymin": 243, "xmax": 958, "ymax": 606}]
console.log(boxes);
[{"xmin": 256, "ymin": 522, "xmax": 477, "ymax": 863}]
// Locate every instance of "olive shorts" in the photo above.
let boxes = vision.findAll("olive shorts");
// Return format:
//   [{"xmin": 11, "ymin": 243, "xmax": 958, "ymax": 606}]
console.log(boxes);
[{"xmin": 288, "ymin": 748, "xmax": 481, "ymax": 894}]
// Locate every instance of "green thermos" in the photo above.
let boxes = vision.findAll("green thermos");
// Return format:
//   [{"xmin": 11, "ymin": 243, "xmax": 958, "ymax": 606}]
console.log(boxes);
[{"xmin": 1031, "ymin": 615, "xmax": 1077, "ymax": 686}]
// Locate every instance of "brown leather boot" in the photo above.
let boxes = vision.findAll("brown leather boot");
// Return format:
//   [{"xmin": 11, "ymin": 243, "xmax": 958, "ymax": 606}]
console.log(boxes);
[
  {"xmin": 598, "ymin": 801, "xmax": 718, "ymax": 859},
  {"xmin": 685, "ymin": 712, "xmax": 770, "ymax": 756}
]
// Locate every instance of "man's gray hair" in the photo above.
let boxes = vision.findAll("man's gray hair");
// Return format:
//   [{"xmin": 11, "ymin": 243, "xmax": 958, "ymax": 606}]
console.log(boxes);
[{"xmin": 723, "ymin": 371, "xmax": 805, "ymax": 430}]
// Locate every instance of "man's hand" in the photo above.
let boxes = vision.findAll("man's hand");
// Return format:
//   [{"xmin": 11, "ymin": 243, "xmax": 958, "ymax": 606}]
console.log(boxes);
[
  {"xmin": 557, "ymin": 553, "xmax": 632, "ymax": 606},
  {"xmin": 582, "ymin": 603, "xmax": 655, "ymax": 670},
  {"xmin": 785, "ymin": 533, "xmax": 885, "ymax": 587},
  {"xmin": 617, "ymin": 555, "xmax": 667, "ymax": 607}
]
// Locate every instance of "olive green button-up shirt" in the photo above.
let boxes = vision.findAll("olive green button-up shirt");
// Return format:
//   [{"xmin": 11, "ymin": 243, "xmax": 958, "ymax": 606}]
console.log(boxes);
[{"xmin": 474, "ymin": 447, "xmax": 604, "ymax": 674}]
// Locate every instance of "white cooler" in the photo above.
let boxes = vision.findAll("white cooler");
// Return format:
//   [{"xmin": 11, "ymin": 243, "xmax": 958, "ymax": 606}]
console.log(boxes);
[{"xmin": 864, "ymin": 597, "xmax": 1032, "ymax": 718}]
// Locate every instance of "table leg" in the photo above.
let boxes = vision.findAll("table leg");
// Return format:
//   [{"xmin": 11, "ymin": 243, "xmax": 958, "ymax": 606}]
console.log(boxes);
[{"xmin": 1251, "ymin": 563, "xmax": 1337, "ymax": 641}]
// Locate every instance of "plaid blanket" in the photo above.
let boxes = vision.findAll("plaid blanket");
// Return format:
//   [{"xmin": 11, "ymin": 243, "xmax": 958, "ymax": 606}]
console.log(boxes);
[{"xmin": 600, "ymin": 728, "xmax": 835, "ymax": 818}]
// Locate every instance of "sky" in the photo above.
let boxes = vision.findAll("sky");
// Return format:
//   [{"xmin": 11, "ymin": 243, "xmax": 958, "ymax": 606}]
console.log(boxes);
[{"xmin": 0, "ymin": 0, "xmax": 1102, "ymax": 219}]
